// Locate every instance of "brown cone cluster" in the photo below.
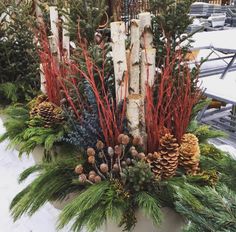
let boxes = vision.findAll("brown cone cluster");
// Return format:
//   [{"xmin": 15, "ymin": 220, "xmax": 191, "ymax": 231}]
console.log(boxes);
[
  {"xmin": 179, "ymin": 133, "xmax": 200, "ymax": 175},
  {"xmin": 159, "ymin": 133, "xmax": 179, "ymax": 179},
  {"xmin": 146, "ymin": 152, "xmax": 162, "ymax": 179},
  {"xmin": 30, "ymin": 101, "xmax": 64, "ymax": 127}
]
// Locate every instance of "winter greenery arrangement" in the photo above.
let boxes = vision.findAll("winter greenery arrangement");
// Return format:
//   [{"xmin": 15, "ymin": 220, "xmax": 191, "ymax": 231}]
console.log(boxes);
[{"xmin": 1, "ymin": 1, "xmax": 236, "ymax": 232}]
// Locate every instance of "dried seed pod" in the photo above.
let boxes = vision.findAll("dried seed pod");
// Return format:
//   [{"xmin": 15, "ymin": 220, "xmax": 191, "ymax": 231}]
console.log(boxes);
[
  {"xmin": 87, "ymin": 147, "xmax": 96, "ymax": 156},
  {"xmin": 113, "ymin": 163, "xmax": 120, "ymax": 172},
  {"xmin": 126, "ymin": 158, "xmax": 132, "ymax": 165},
  {"xmin": 98, "ymin": 152, "xmax": 104, "ymax": 159},
  {"xmin": 88, "ymin": 174, "xmax": 96, "ymax": 182},
  {"xmin": 79, "ymin": 174, "xmax": 87, "ymax": 183},
  {"xmin": 129, "ymin": 146, "xmax": 136, "ymax": 152},
  {"xmin": 115, "ymin": 145, "xmax": 122, "ymax": 156},
  {"xmin": 121, "ymin": 135, "xmax": 130, "ymax": 145},
  {"xmin": 88, "ymin": 156, "xmax": 95, "ymax": 164},
  {"xmin": 74, "ymin": 164, "xmax": 83, "ymax": 174},
  {"xmin": 138, "ymin": 152, "xmax": 146, "ymax": 160},
  {"xmin": 131, "ymin": 149, "xmax": 138, "ymax": 157},
  {"xmin": 89, "ymin": 170, "xmax": 96, "ymax": 176},
  {"xmin": 133, "ymin": 136, "xmax": 142, "ymax": 145},
  {"xmin": 108, "ymin": 147, "xmax": 114, "ymax": 156},
  {"xmin": 100, "ymin": 163, "xmax": 109, "ymax": 173},
  {"xmin": 94, "ymin": 175, "xmax": 102, "ymax": 183},
  {"xmin": 117, "ymin": 134, "xmax": 125, "ymax": 143},
  {"xmin": 121, "ymin": 161, "xmax": 127, "ymax": 167},
  {"xmin": 96, "ymin": 140, "xmax": 104, "ymax": 150}
]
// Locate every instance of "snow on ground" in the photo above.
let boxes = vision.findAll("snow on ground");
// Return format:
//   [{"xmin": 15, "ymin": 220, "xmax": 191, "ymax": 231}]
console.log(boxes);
[{"xmin": 0, "ymin": 117, "xmax": 236, "ymax": 232}]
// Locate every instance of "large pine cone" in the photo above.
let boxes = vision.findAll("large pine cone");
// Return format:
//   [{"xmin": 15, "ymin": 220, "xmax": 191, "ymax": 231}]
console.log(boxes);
[
  {"xmin": 30, "ymin": 101, "xmax": 64, "ymax": 127},
  {"xmin": 179, "ymin": 133, "xmax": 200, "ymax": 175},
  {"xmin": 146, "ymin": 152, "xmax": 162, "ymax": 179},
  {"xmin": 159, "ymin": 133, "xmax": 179, "ymax": 179}
]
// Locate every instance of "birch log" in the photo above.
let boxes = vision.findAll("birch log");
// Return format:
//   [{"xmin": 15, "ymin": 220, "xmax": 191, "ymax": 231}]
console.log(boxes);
[
  {"xmin": 139, "ymin": 12, "xmax": 152, "ymax": 49},
  {"xmin": 111, "ymin": 21, "xmax": 128, "ymax": 102},
  {"xmin": 141, "ymin": 48, "xmax": 156, "ymax": 95},
  {"xmin": 129, "ymin": 19, "xmax": 140, "ymax": 94},
  {"xmin": 62, "ymin": 8, "xmax": 70, "ymax": 59},
  {"xmin": 49, "ymin": 6, "xmax": 60, "ymax": 58},
  {"xmin": 126, "ymin": 94, "xmax": 145, "ymax": 137},
  {"xmin": 40, "ymin": 64, "xmax": 46, "ymax": 94}
]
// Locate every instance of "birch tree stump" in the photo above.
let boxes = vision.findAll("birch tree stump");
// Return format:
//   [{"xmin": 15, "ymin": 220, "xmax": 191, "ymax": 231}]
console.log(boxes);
[
  {"xmin": 129, "ymin": 19, "xmax": 140, "ymax": 94},
  {"xmin": 141, "ymin": 48, "xmax": 156, "ymax": 95},
  {"xmin": 111, "ymin": 21, "xmax": 128, "ymax": 102}
]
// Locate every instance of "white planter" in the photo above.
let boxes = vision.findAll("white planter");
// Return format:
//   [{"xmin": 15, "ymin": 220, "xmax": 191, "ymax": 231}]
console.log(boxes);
[
  {"xmin": 50, "ymin": 192, "xmax": 78, "ymax": 210},
  {"xmin": 0, "ymin": 112, "xmax": 7, "ymax": 125},
  {"xmin": 102, "ymin": 208, "xmax": 184, "ymax": 232},
  {"xmin": 31, "ymin": 146, "xmax": 45, "ymax": 163}
]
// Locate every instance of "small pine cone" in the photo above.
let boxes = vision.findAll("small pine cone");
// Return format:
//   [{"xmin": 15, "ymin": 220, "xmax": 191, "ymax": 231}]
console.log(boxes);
[
  {"xmin": 30, "ymin": 107, "xmax": 39, "ymax": 118},
  {"xmin": 30, "ymin": 101, "xmax": 64, "ymax": 127},
  {"xmin": 146, "ymin": 152, "xmax": 162, "ymax": 179},
  {"xmin": 159, "ymin": 133, "xmax": 179, "ymax": 179},
  {"xmin": 179, "ymin": 133, "xmax": 200, "ymax": 175}
]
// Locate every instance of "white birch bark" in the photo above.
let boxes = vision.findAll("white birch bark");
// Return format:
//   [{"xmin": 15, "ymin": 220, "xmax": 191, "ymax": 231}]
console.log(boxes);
[
  {"xmin": 111, "ymin": 21, "xmax": 128, "ymax": 102},
  {"xmin": 49, "ymin": 6, "xmax": 60, "ymax": 58},
  {"xmin": 139, "ymin": 12, "xmax": 153, "ymax": 49},
  {"xmin": 129, "ymin": 19, "xmax": 140, "ymax": 94},
  {"xmin": 140, "ymin": 48, "xmax": 156, "ymax": 95},
  {"xmin": 126, "ymin": 94, "xmax": 145, "ymax": 137},
  {"xmin": 62, "ymin": 8, "xmax": 70, "ymax": 59},
  {"xmin": 40, "ymin": 64, "xmax": 46, "ymax": 94}
]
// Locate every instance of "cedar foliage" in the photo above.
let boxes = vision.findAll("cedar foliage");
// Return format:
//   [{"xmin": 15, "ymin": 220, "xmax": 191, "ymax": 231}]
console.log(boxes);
[{"xmin": 0, "ymin": 105, "xmax": 67, "ymax": 157}]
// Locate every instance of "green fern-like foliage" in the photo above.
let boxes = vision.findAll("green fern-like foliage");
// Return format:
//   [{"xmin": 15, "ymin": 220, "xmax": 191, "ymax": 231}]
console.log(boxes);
[
  {"xmin": 174, "ymin": 184, "xmax": 236, "ymax": 232},
  {"xmin": 58, "ymin": 181, "xmax": 162, "ymax": 232},
  {"xmin": 0, "ymin": 105, "xmax": 67, "ymax": 157},
  {"xmin": 10, "ymin": 157, "xmax": 80, "ymax": 221}
]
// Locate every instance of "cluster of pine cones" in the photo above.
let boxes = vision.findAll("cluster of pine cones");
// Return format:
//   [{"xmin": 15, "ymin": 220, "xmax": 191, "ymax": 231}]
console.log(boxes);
[
  {"xmin": 146, "ymin": 133, "xmax": 200, "ymax": 180},
  {"xmin": 29, "ymin": 95, "xmax": 64, "ymax": 128}
]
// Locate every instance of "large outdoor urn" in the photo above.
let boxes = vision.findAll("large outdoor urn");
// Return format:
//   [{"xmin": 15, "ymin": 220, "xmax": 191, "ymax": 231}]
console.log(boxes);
[{"xmin": 101, "ymin": 208, "xmax": 184, "ymax": 232}]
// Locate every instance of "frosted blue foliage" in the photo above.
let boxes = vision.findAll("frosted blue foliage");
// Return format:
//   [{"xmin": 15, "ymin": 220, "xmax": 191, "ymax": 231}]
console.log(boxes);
[{"xmin": 62, "ymin": 81, "xmax": 103, "ymax": 148}]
